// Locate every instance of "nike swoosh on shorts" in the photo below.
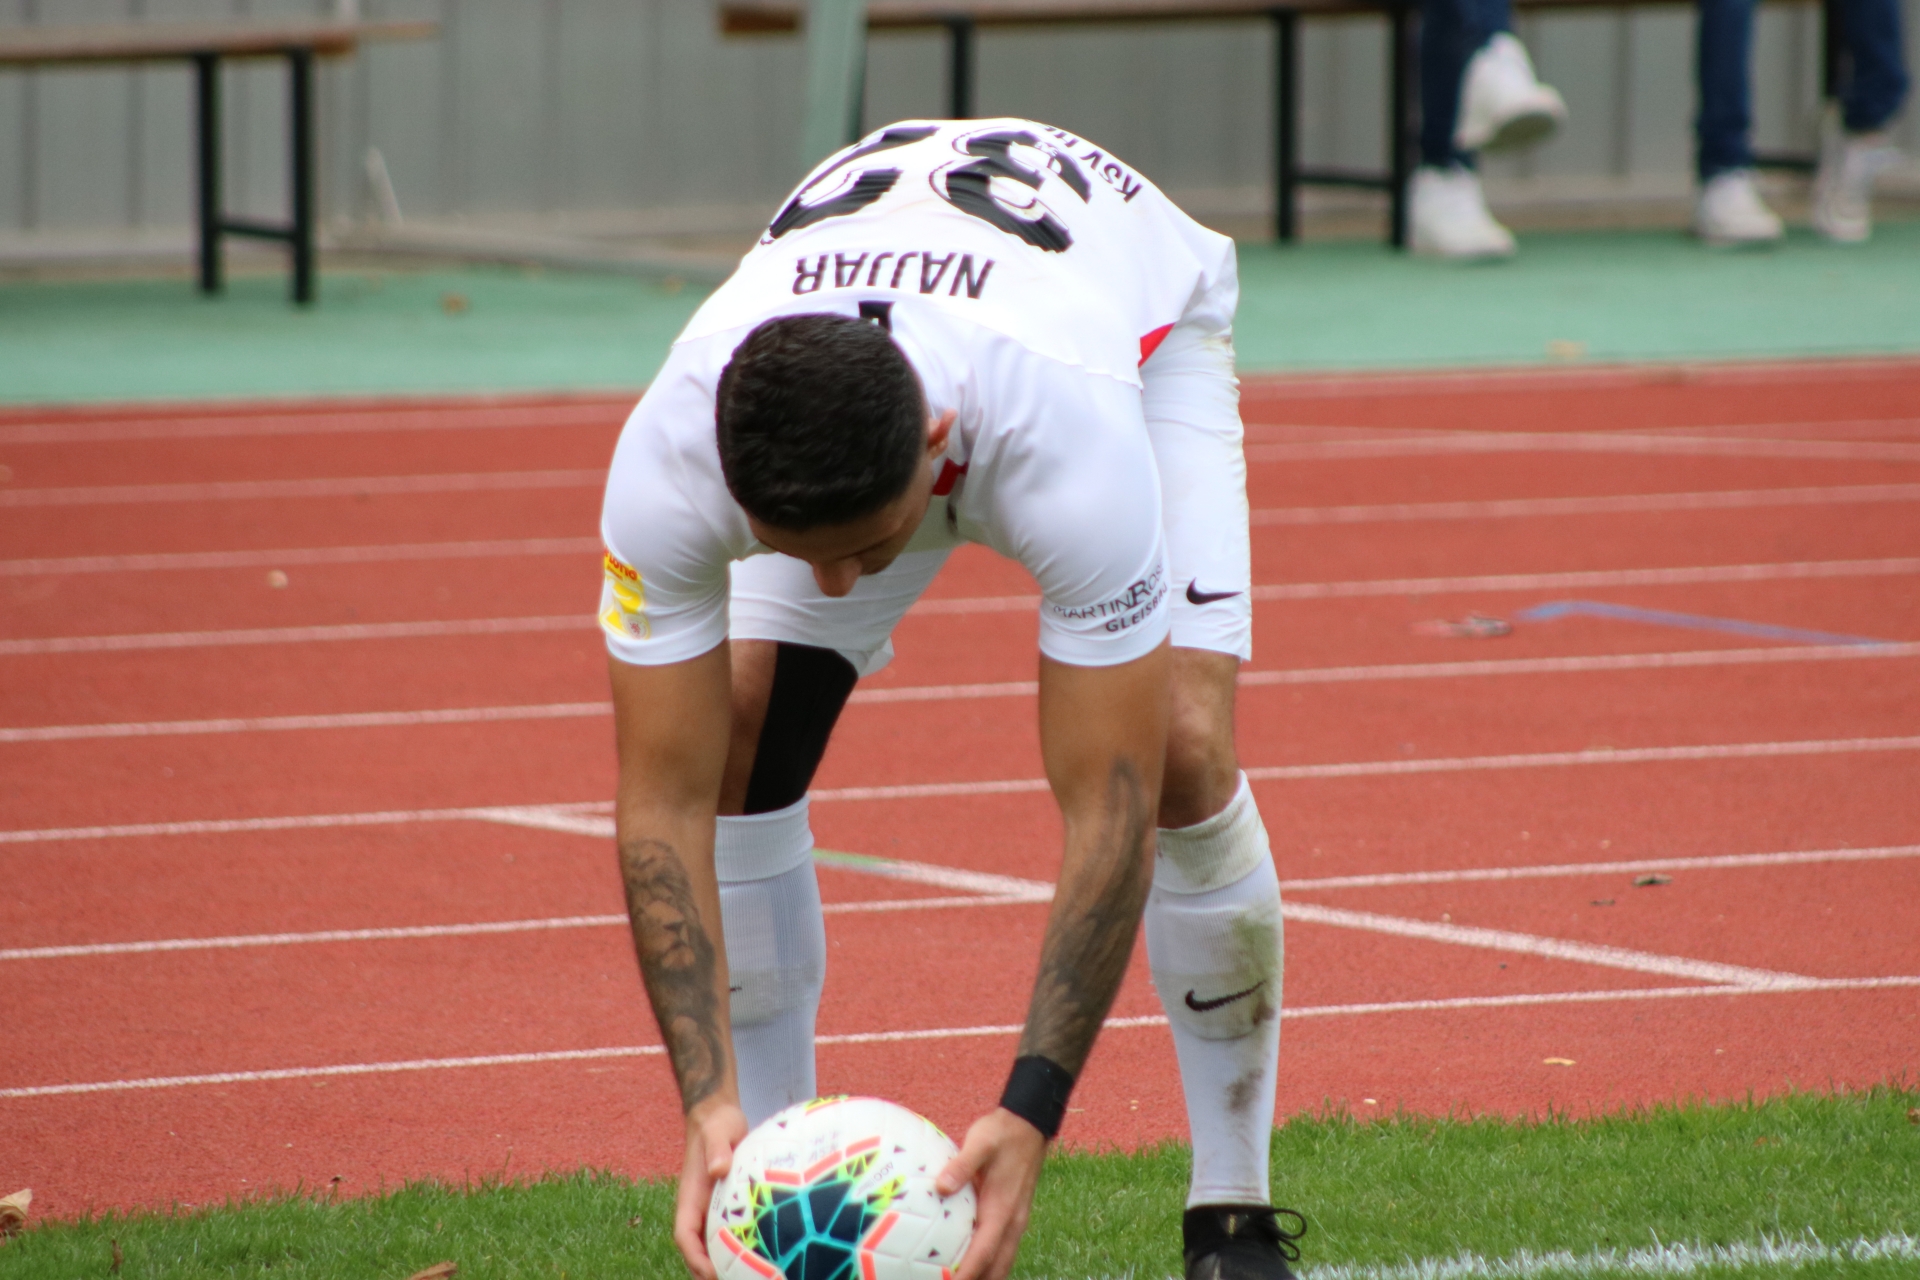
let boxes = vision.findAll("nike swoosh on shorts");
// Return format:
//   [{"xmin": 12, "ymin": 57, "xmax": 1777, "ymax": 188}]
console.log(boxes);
[
  {"xmin": 1184, "ymin": 981, "xmax": 1264, "ymax": 1013},
  {"xmin": 1186, "ymin": 581, "xmax": 1242, "ymax": 605}
]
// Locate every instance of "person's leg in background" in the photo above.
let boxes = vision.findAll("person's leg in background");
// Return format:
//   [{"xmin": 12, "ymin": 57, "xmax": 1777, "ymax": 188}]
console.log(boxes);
[
  {"xmin": 1411, "ymin": 0, "xmax": 1567, "ymax": 258},
  {"xmin": 1812, "ymin": 0, "xmax": 1910, "ymax": 240},
  {"xmin": 1694, "ymin": 0, "xmax": 1787, "ymax": 243}
]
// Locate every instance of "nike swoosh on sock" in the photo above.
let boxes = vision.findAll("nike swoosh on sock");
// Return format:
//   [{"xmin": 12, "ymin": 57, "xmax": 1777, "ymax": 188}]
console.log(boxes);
[{"xmin": 1184, "ymin": 981, "xmax": 1264, "ymax": 1013}]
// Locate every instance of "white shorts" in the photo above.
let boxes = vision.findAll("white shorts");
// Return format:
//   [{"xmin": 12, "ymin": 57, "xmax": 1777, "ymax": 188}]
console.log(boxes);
[{"xmin": 731, "ymin": 319, "xmax": 1251, "ymax": 674}]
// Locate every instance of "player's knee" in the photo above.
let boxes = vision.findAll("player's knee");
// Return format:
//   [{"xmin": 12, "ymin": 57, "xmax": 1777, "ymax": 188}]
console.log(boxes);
[{"xmin": 741, "ymin": 644, "xmax": 859, "ymax": 814}]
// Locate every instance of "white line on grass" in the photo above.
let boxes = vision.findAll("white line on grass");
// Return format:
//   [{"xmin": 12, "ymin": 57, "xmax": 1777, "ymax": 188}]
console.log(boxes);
[
  {"xmin": 0, "ymin": 469, "xmax": 606, "ymax": 507},
  {"xmin": 1248, "ymin": 482, "xmax": 1920, "ymax": 525},
  {"xmin": 9, "ymin": 979, "xmax": 1917, "ymax": 1099},
  {"xmin": 1296, "ymin": 1231, "xmax": 1920, "ymax": 1279},
  {"xmin": 0, "ymin": 537, "xmax": 601, "ymax": 578},
  {"xmin": 11, "ymin": 644, "xmax": 1919, "ymax": 743}
]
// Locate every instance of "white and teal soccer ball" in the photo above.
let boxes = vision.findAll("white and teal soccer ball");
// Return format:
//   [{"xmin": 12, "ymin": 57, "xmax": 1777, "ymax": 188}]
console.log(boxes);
[{"xmin": 707, "ymin": 1096, "xmax": 976, "ymax": 1280}]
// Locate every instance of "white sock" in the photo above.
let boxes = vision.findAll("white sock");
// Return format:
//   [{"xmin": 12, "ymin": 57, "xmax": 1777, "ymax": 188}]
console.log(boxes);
[
  {"xmin": 1145, "ymin": 775, "xmax": 1283, "ymax": 1207},
  {"xmin": 716, "ymin": 798, "xmax": 826, "ymax": 1128}
]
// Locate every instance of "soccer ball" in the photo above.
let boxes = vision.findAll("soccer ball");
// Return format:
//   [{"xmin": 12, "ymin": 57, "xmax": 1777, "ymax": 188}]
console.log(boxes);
[{"xmin": 707, "ymin": 1096, "xmax": 976, "ymax": 1280}]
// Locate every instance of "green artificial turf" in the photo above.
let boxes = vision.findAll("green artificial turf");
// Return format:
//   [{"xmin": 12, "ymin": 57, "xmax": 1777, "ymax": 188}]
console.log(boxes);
[
  {"xmin": 4, "ymin": 1088, "xmax": 1915, "ymax": 1278},
  {"xmin": 5, "ymin": 219, "xmax": 1920, "ymax": 405}
]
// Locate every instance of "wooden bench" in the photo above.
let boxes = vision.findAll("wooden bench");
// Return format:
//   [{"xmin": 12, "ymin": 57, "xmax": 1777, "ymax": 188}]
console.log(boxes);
[
  {"xmin": 0, "ymin": 19, "xmax": 435, "ymax": 303},
  {"xmin": 722, "ymin": 0, "xmax": 1836, "ymax": 248}
]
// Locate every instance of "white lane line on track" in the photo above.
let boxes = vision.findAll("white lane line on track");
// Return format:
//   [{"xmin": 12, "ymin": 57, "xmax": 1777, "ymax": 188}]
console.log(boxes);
[
  {"xmin": 1278, "ymin": 902, "xmax": 1812, "ymax": 987},
  {"xmin": 0, "ymin": 401, "xmax": 630, "ymax": 446},
  {"xmin": 7, "ymin": 736, "xmax": 1918, "ymax": 845},
  {"xmin": 1243, "ymin": 431, "xmax": 1920, "ymax": 463},
  {"xmin": 805, "ymin": 735, "xmax": 1920, "ymax": 800},
  {"xmin": 0, "ymin": 615, "xmax": 585, "ymax": 657},
  {"xmin": 7, "ymin": 558, "xmax": 1916, "ymax": 655},
  {"xmin": 0, "ymin": 537, "xmax": 601, "ymax": 578},
  {"xmin": 0, "ymin": 702, "xmax": 613, "ymax": 743},
  {"xmin": 1298, "ymin": 1232, "xmax": 1920, "ymax": 1280},
  {"xmin": 12, "ymin": 643, "xmax": 1920, "ymax": 743},
  {"xmin": 0, "ymin": 899, "xmax": 1048, "ymax": 962},
  {"xmin": 1249, "ymin": 482, "xmax": 1920, "ymax": 525},
  {"xmin": 10, "ymin": 977, "xmax": 1918, "ymax": 1099},
  {"xmin": 6, "ymin": 486, "xmax": 1908, "ymax": 579},
  {"xmin": 0, "ymin": 469, "xmax": 605, "ymax": 508},
  {"xmin": 1280, "ymin": 842, "xmax": 1920, "ymax": 890},
  {"xmin": 905, "ymin": 556, "xmax": 1920, "ymax": 616}
]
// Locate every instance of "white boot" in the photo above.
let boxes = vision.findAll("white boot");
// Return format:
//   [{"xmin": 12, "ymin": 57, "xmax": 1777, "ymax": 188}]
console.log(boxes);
[
  {"xmin": 1455, "ymin": 33, "xmax": 1568, "ymax": 154},
  {"xmin": 1410, "ymin": 165, "xmax": 1516, "ymax": 259},
  {"xmin": 1694, "ymin": 170, "xmax": 1784, "ymax": 246},
  {"xmin": 1812, "ymin": 129, "xmax": 1901, "ymax": 243}
]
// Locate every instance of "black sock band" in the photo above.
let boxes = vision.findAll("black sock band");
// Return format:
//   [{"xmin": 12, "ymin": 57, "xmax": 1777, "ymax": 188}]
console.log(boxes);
[{"xmin": 999, "ymin": 1055, "xmax": 1075, "ymax": 1139}]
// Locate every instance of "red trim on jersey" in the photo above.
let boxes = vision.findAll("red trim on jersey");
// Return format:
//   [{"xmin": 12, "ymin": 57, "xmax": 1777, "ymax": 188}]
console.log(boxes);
[
  {"xmin": 932, "ymin": 459, "xmax": 968, "ymax": 496},
  {"xmin": 1139, "ymin": 323, "xmax": 1175, "ymax": 365}
]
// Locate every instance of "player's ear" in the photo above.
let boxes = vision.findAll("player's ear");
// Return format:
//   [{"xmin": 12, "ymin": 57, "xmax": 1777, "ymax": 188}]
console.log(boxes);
[{"xmin": 926, "ymin": 408, "xmax": 957, "ymax": 457}]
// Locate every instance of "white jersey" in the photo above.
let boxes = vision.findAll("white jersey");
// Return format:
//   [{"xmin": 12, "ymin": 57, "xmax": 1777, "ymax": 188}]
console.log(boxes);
[{"xmin": 600, "ymin": 119, "xmax": 1239, "ymax": 670}]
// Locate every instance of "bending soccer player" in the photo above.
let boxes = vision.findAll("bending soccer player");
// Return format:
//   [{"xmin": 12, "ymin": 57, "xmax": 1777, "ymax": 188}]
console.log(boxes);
[{"xmin": 602, "ymin": 119, "xmax": 1303, "ymax": 1280}]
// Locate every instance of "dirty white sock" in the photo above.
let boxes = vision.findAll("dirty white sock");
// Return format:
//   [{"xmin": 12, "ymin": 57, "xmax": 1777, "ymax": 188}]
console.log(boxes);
[{"xmin": 1145, "ymin": 776, "xmax": 1283, "ymax": 1206}]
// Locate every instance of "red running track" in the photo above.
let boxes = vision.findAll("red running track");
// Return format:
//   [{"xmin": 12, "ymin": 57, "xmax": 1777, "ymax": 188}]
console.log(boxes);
[{"xmin": 3, "ymin": 364, "xmax": 1918, "ymax": 1219}]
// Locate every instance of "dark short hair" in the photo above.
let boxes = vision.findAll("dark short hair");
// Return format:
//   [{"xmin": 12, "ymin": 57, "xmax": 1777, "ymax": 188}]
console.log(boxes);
[{"xmin": 715, "ymin": 313, "xmax": 926, "ymax": 531}]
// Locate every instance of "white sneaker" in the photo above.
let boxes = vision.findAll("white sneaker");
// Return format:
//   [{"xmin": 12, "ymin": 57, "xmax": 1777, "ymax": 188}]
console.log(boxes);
[
  {"xmin": 1812, "ymin": 129, "xmax": 1901, "ymax": 242},
  {"xmin": 1410, "ymin": 165, "xmax": 1516, "ymax": 259},
  {"xmin": 1694, "ymin": 170, "xmax": 1784, "ymax": 246},
  {"xmin": 1454, "ymin": 33, "xmax": 1569, "ymax": 154}
]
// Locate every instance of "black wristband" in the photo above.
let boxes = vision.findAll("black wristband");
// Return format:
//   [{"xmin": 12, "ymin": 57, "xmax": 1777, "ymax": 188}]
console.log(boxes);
[{"xmin": 999, "ymin": 1055, "xmax": 1075, "ymax": 1139}]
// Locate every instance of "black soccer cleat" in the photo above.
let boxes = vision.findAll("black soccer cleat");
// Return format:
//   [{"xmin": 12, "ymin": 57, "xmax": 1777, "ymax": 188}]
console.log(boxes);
[{"xmin": 1182, "ymin": 1204, "xmax": 1308, "ymax": 1280}]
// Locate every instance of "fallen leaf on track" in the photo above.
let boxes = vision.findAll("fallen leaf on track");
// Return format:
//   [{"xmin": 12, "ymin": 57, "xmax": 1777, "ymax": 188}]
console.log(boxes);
[
  {"xmin": 0, "ymin": 1189, "xmax": 30, "ymax": 1239},
  {"xmin": 1412, "ymin": 614, "xmax": 1512, "ymax": 639},
  {"xmin": 1543, "ymin": 1058, "xmax": 1577, "ymax": 1066},
  {"xmin": 408, "ymin": 1263, "xmax": 457, "ymax": 1279},
  {"xmin": 1634, "ymin": 873, "xmax": 1673, "ymax": 887}
]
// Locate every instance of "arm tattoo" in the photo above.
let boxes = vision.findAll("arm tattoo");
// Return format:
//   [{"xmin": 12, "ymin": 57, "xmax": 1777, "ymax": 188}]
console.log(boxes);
[
  {"xmin": 619, "ymin": 837, "xmax": 727, "ymax": 1112},
  {"xmin": 1018, "ymin": 760, "xmax": 1153, "ymax": 1074}
]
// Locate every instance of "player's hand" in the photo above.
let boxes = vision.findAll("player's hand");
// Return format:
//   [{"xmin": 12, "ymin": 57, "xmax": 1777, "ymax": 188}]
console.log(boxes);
[
  {"xmin": 672, "ymin": 1098, "xmax": 749, "ymax": 1280},
  {"xmin": 938, "ymin": 1106, "xmax": 1049, "ymax": 1280}
]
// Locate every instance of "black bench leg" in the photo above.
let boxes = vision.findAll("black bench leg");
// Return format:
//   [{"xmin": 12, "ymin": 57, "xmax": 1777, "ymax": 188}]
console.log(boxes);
[
  {"xmin": 1387, "ymin": 2, "xmax": 1419, "ymax": 249},
  {"xmin": 194, "ymin": 52, "xmax": 222, "ymax": 295},
  {"xmin": 290, "ymin": 47, "xmax": 316, "ymax": 305},
  {"xmin": 1272, "ymin": 9, "xmax": 1299, "ymax": 242},
  {"xmin": 947, "ymin": 16, "xmax": 975, "ymax": 118}
]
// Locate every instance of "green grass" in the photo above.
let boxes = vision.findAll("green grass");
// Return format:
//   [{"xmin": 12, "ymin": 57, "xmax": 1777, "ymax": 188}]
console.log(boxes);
[{"xmin": 4, "ymin": 1088, "xmax": 1915, "ymax": 1278}]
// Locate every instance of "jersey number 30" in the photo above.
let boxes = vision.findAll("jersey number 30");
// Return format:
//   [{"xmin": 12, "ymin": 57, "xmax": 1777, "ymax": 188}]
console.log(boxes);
[{"xmin": 765, "ymin": 126, "xmax": 1090, "ymax": 252}]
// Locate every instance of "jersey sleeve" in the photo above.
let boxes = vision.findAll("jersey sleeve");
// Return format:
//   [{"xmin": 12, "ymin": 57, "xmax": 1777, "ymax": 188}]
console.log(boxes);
[
  {"xmin": 597, "ymin": 342, "xmax": 744, "ymax": 667},
  {"xmin": 960, "ymin": 345, "xmax": 1170, "ymax": 667}
]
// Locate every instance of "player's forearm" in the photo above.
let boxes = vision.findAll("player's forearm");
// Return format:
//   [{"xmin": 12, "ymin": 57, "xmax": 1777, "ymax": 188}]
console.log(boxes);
[
  {"xmin": 619, "ymin": 827, "xmax": 734, "ymax": 1113},
  {"xmin": 1019, "ymin": 646, "xmax": 1170, "ymax": 1074},
  {"xmin": 1016, "ymin": 758, "xmax": 1156, "ymax": 1073},
  {"xmin": 608, "ymin": 647, "xmax": 736, "ymax": 1114}
]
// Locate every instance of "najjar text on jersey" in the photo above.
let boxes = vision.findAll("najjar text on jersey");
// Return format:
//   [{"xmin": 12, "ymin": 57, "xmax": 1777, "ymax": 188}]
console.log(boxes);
[{"xmin": 793, "ymin": 251, "xmax": 994, "ymax": 298}]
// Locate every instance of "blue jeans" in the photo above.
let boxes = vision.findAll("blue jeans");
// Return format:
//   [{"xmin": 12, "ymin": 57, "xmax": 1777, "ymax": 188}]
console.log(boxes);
[
  {"xmin": 1698, "ymin": 0, "xmax": 1910, "ymax": 178},
  {"xmin": 1421, "ymin": 0, "xmax": 1515, "ymax": 167}
]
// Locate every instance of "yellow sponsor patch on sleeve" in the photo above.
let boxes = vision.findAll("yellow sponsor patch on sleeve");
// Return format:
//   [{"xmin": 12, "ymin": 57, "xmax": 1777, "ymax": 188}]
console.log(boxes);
[{"xmin": 599, "ymin": 550, "xmax": 650, "ymax": 640}]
